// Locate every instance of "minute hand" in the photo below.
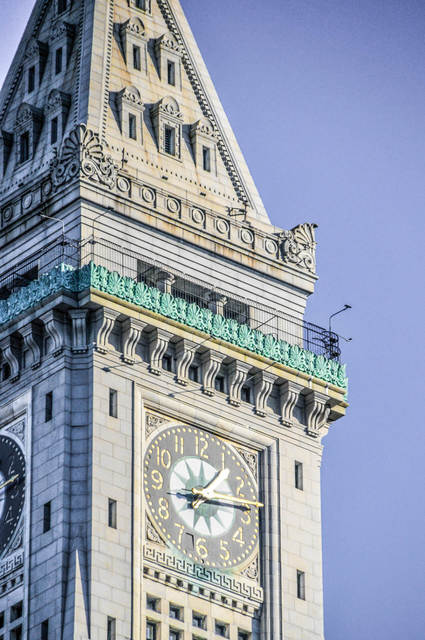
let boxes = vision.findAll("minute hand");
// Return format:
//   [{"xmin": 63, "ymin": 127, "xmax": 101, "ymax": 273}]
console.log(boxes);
[
  {"xmin": 209, "ymin": 491, "xmax": 263, "ymax": 508},
  {"xmin": 0, "ymin": 474, "xmax": 19, "ymax": 491}
]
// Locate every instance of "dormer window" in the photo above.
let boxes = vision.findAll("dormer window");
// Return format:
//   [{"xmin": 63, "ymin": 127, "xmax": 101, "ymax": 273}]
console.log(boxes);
[
  {"xmin": 155, "ymin": 33, "xmax": 183, "ymax": 90},
  {"xmin": 28, "ymin": 66, "xmax": 35, "ymax": 93},
  {"xmin": 55, "ymin": 48, "xmax": 63, "ymax": 74},
  {"xmin": 129, "ymin": 0, "xmax": 151, "ymax": 13},
  {"xmin": 0, "ymin": 130, "xmax": 13, "ymax": 176},
  {"xmin": 151, "ymin": 96, "xmax": 183, "ymax": 160},
  {"xmin": 190, "ymin": 118, "xmax": 218, "ymax": 175},
  {"xmin": 14, "ymin": 103, "xmax": 43, "ymax": 165},
  {"xmin": 119, "ymin": 17, "xmax": 148, "ymax": 74},
  {"xmin": 45, "ymin": 90, "xmax": 71, "ymax": 147},
  {"xmin": 116, "ymin": 86, "xmax": 144, "ymax": 141}
]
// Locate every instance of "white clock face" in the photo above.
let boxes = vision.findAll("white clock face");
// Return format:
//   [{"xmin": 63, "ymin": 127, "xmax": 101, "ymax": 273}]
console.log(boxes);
[{"xmin": 144, "ymin": 424, "xmax": 261, "ymax": 570}]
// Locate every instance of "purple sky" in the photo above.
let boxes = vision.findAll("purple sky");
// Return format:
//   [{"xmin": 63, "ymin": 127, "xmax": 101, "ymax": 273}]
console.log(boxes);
[{"xmin": 1, "ymin": 2, "xmax": 424, "ymax": 638}]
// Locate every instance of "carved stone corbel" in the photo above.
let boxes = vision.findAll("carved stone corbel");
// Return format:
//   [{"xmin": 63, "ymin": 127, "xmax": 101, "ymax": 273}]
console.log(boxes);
[
  {"xmin": 175, "ymin": 338, "xmax": 196, "ymax": 385},
  {"xmin": 40, "ymin": 309, "xmax": 66, "ymax": 356},
  {"xmin": 305, "ymin": 390, "xmax": 330, "ymax": 438},
  {"xmin": 0, "ymin": 335, "xmax": 20, "ymax": 382},
  {"xmin": 121, "ymin": 317, "xmax": 147, "ymax": 364},
  {"xmin": 200, "ymin": 349, "xmax": 225, "ymax": 396},
  {"xmin": 228, "ymin": 360, "xmax": 251, "ymax": 407},
  {"xmin": 68, "ymin": 309, "xmax": 88, "ymax": 353},
  {"xmin": 94, "ymin": 307, "xmax": 120, "ymax": 353},
  {"xmin": 20, "ymin": 322, "xmax": 42, "ymax": 369},
  {"xmin": 253, "ymin": 371, "xmax": 277, "ymax": 417},
  {"xmin": 278, "ymin": 380, "xmax": 304, "ymax": 427},
  {"xmin": 148, "ymin": 328, "xmax": 172, "ymax": 375}
]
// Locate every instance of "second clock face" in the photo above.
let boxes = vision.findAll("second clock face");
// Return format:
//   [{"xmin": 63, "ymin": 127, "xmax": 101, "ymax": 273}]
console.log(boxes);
[
  {"xmin": 0, "ymin": 435, "xmax": 25, "ymax": 559},
  {"xmin": 144, "ymin": 424, "xmax": 260, "ymax": 570}
]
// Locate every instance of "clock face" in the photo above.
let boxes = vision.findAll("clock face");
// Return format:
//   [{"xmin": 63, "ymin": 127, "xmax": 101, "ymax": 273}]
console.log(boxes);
[
  {"xmin": 144, "ymin": 424, "xmax": 260, "ymax": 570},
  {"xmin": 0, "ymin": 435, "xmax": 25, "ymax": 558}
]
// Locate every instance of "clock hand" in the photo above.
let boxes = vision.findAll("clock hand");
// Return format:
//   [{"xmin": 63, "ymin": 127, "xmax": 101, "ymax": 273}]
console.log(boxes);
[
  {"xmin": 0, "ymin": 474, "xmax": 19, "ymax": 491},
  {"xmin": 207, "ymin": 490, "xmax": 263, "ymax": 508},
  {"xmin": 192, "ymin": 468, "xmax": 229, "ymax": 509}
]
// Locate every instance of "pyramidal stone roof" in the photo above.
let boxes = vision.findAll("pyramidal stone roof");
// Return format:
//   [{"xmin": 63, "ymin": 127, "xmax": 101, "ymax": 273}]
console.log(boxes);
[{"xmin": 0, "ymin": 0, "xmax": 271, "ymax": 223}]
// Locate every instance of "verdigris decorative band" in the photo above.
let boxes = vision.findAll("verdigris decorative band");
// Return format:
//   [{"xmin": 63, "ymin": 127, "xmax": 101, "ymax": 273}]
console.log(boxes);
[{"xmin": 0, "ymin": 262, "xmax": 348, "ymax": 389}]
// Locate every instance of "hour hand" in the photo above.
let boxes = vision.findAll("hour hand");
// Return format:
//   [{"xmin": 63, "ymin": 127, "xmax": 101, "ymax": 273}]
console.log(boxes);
[
  {"xmin": 0, "ymin": 474, "xmax": 19, "ymax": 491},
  {"xmin": 192, "ymin": 468, "xmax": 229, "ymax": 509}
]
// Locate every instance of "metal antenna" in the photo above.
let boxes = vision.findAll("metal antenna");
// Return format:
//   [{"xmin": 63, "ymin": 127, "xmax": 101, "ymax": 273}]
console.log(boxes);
[
  {"xmin": 329, "ymin": 304, "xmax": 352, "ymax": 337},
  {"xmin": 40, "ymin": 213, "xmax": 65, "ymax": 240}
]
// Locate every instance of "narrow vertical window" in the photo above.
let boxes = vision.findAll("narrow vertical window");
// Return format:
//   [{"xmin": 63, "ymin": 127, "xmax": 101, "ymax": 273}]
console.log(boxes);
[
  {"xmin": 107, "ymin": 617, "xmax": 116, "ymax": 640},
  {"xmin": 297, "ymin": 570, "xmax": 306, "ymax": 600},
  {"xmin": 28, "ymin": 65, "xmax": 35, "ymax": 93},
  {"xmin": 41, "ymin": 619, "xmax": 49, "ymax": 640},
  {"xmin": 55, "ymin": 48, "xmax": 63, "ymax": 74},
  {"xmin": 295, "ymin": 461, "xmax": 303, "ymax": 490},
  {"xmin": 45, "ymin": 391, "xmax": 53, "ymax": 422},
  {"xmin": 51, "ymin": 117, "xmax": 58, "ymax": 144},
  {"xmin": 20, "ymin": 132, "xmax": 30, "ymax": 163},
  {"xmin": 109, "ymin": 389, "xmax": 118, "ymax": 418},
  {"xmin": 57, "ymin": 0, "xmax": 67, "ymax": 14},
  {"xmin": 108, "ymin": 498, "xmax": 117, "ymax": 529},
  {"xmin": 43, "ymin": 501, "xmax": 51, "ymax": 533},
  {"xmin": 136, "ymin": 0, "xmax": 146, "ymax": 9},
  {"xmin": 133, "ymin": 45, "xmax": 141, "ymax": 71},
  {"xmin": 128, "ymin": 113, "xmax": 137, "ymax": 140},
  {"xmin": 167, "ymin": 60, "xmax": 176, "ymax": 86},
  {"xmin": 146, "ymin": 621, "xmax": 157, "ymax": 640},
  {"xmin": 164, "ymin": 126, "xmax": 175, "ymax": 155},
  {"xmin": 202, "ymin": 146, "xmax": 211, "ymax": 172}
]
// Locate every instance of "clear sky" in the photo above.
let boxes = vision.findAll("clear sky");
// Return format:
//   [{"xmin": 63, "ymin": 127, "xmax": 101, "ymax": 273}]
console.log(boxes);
[{"xmin": 1, "ymin": 1, "xmax": 424, "ymax": 639}]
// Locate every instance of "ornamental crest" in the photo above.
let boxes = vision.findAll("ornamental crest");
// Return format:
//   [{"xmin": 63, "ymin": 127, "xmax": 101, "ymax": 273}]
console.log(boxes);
[
  {"xmin": 50, "ymin": 124, "xmax": 118, "ymax": 189},
  {"xmin": 281, "ymin": 223, "xmax": 317, "ymax": 274}
]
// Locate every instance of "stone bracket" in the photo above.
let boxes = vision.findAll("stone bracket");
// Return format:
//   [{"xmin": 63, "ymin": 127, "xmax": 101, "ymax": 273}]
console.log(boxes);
[
  {"xmin": 228, "ymin": 360, "xmax": 251, "ymax": 407},
  {"xmin": 69, "ymin": 309, "xmax": 89, "ymax": 353},
  {"xmin": 122, "ymin": 317, "xmax": 146, "ymax": 364},
  {"xmin": 201, "ymin": 349, "xmax": 225, "ymax": 396},
  {"xmin": 279, "ymin": 380, "xmax": 304, "ymax": 427},
  {"xmin": 175, "ymin": 338, "xmax": 196, "ymax": 385},
  {"xmin": 148, "ymin": 329, "xmax": 172, "ymax": 375},
  {"xmin": 20, "ymin": 322, "xmax": 41, "ymax": 370},
  {"xmin": 305, "ymin": 390, "xmax": 331, "ymax": 438},
  {"xmin": 40, "ymin": 309, "xmax": 66, "ymax": 356},
  {"xmin": 253, "ymin": 371, "xmax": 277, "ymax": 417},
  {"xmin": 94, "ymin": 307, "xmax": 120, "ymax": 353},
  {"xmin": 0, "ymin": 335, "xmax": 20, "ymax": 382}
]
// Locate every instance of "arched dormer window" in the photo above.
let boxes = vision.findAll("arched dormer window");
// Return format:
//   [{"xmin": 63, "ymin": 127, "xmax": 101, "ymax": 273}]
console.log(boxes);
[
  {"xmin": 50, "ymin": 20, "xmax": 75, "ymax": 78},
  {"xmin": 45, "ymin": 90, "xmax": 71, "ymax": 145},
  {"xmin": 119, "ymin": 17, "xmax": 148, "ymax": 74},
  {"xmin": 116, "ymin": 86, "xmax": 144, "ymax": 141},
  {"xmin": 155, "ymin": 32, "xmax": 183, "ymax": 91},
  {"xmin": 190, "ymin": 117, "xmax": 218, "ymax": 175},
  {"xmin": 151, "ymin": 96, "xmax": 183, "ymax": 160},
  {"xmin": 14, "ymin": 103, "xmax": 43, "ymax": 165},
  {"xmin": 23, "ymin": 37, "xmax": 48, "ymax": 97}
]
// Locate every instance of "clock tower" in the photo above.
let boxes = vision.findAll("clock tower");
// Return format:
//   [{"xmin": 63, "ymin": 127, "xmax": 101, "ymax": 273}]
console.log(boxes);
[{"xmin": 0, "ymin": 1, "xmax": 348, "ymax": 639}]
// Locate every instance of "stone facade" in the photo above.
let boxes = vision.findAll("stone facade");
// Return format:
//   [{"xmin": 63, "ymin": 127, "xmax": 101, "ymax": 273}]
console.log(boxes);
[{"xmin": 0, "ymin": 1, "xmax": 347, "ymax": 639}]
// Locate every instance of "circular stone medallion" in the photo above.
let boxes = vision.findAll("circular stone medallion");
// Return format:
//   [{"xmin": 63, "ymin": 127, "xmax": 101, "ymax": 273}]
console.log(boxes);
[
  {"xmin": 192, "ymin": 208, "xmax": 205, "ymax": 224},
  {"xmin": 241, "ymin": 229, "xmax": 254, "ymax": 244},
  {"xmin": 167, "ymin": 198, "xmax": 181, "ymax": 214},
  {"xmin": 216, "ymin": 219, "xmax": 229, "ymax": 235}
]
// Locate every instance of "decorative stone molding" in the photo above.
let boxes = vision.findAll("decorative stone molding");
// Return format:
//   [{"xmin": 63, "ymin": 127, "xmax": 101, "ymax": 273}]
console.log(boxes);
[
  {"xmin": 23, "ymin": 38, "xmax": 48, "ymax": 92},
  {"xmin": 119, "ymin": 16, "xmax": 148, "ymax": 74},
  {"xmin": 50, "ymin": 19, "xmax": 75, "ymax": 49},
  {"xmin": 175, "ymin": 338, "xmax": 196, "ymax": 385},
  {"xmin": 236, "ymin": 447, "xmax": 258, "ymax": 480},
  {"xmin": 155, "ymin": 32, "xmax": 183, "ymax": 89},
  {"xmin": 145, "ymin": 412, "xmax": 169, "ymax": 438},
  {"xmin": 94, "ymin": 307, "xmax": 120, "ymax": 353},
  {"xmin": 281, "ymin": 223, "xmax": 317, "ymax": 274},
  {"xmin": 115, "ymin": 86, "xmax": 145, "ymax": 141},
  {"xmin": 279, "ymin": 380, "xmax": 304, "ymax": 427},
  {"xmin": 228, "ymin": 360, "xmax": 251, "ymax": 406},
  {"xmin": 240, "ymin": 556, "xmax": 259, "ymax": 581},
  {"xmin": 0, "ymin": 336, "xmax": 20, "ymax": 382},
  {"xmin": 20, "ymin": 322, "xmax": 41, "ymax": 369},
  {"xmin": 151, "ymin": 96, "xmax": 183, "ymax": 159},
  {"xmin": 40, "ymin": 309, "xmax": 66, "ymax": 356},
  {"xmin": 14, "ymin": 103, "xmax": 43, "ymax": 164},
  {"xmin": 200, "ymin": 349, "xmax": 225, "ymax": 396},
  {"xmin": 45, "ymin": 90, "xmax": 71, "ymax": 146},
  {"xmin": 146, "ymin": 515, "xmax": 164, "ymax": 545},
  {"xmin": 68, "ymin": 309, "xmax": 88, "ymax": 353},
  {"xmin": 305, "ymin": 390, "xmax": 331, "ymax": 438},
  {"xmin": 148, "ymin": 328, "xmax": 172, "ymax": 375},
  {"xmin": 190, "ymin": 117, "xmax": 218, "ymax": 174},
  {"xmin": 121, "ymin": 317, "xmax": 146, "ymax": 363},
  {"xmin": 253, "ymin": 371, "xmax": 277, "ymax": 417},
  {"xmin": 50, "ymin": 124, "xmax": 119, "ymax": 189},
  {"xmin": 5, "ymin": 420, "xmax": 25, "ymax": 445}
]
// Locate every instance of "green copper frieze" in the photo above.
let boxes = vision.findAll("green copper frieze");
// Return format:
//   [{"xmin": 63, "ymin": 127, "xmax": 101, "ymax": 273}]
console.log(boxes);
[{"xmin": 0, "ymin": 262, "xmax": 348, "ymax": 389}]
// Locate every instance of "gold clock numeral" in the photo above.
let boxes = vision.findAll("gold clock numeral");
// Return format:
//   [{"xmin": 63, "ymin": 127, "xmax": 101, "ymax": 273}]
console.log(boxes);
[
  {"xmin": 174, "ymin": 434, "xmax": 184, "ymax": 455},
  {"xmin": 4, "ymin": 507, "xmax": 13, "ymax": 524},
  {"xmin": 174, "ymin": 522, "xmax": 184, "ymax": 544},
  {"xmin": 156, "ymin": 446, "xmax": 171, "ymax": 469},
  {"xmin": 158, "ymin": 497, "xmax": 169, "ymax": 520},
  {"xmin": 195, "ymin": 537, "xmax": 208, "ymax": 559},
  {"xmin": 220, "ymin": 539, "xmax": 230, "ymax": 561},
  {"xmin": 241, "ymin": 508, "xmax": 251, "ymax": 525},
  {"xmin": 151, "ymin": 469, "xmax": 163, "ymax": 490},
  {"xmin": 236, "ymin": 476, "xmax": 245, "ymax": 498},
  {"xmin": 195, "ymin": 435, "xmax": 208, "ymax": 459},
  {"xmin": 232, "ymin": 526, "xmax": 245, "ymax": 547}
]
